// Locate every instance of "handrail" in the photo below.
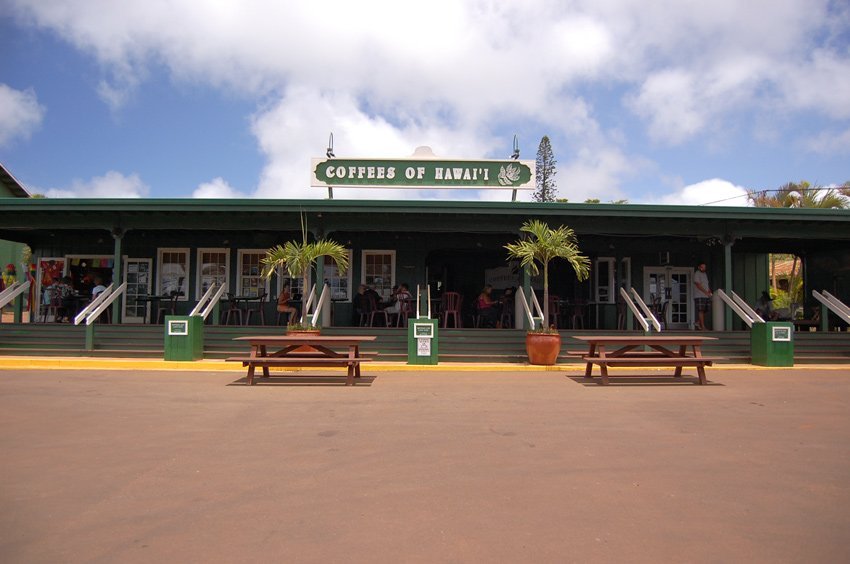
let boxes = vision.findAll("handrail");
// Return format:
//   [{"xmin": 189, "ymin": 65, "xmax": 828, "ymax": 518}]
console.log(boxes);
[
  {"xmin": 199, "ymin": 283, "xmax": 228, "ymax": 321},
  {"xmin": 619, "ymin": 287, "xmax": 649, "ymax": 332},
  {"xmin": 75, "ymin": 282, "xmax": 127, "ymax": 326},
  {"xmin": 301, "ymin": 284, "xmax": 317, "ymax": 324},
  {"xmin": 629, "ymin": 288, "xmax": 661, "ymax": 332},
  {"xmin": 74, "ymin": 283, "xmax": 114, "ymax": 325},
  {"xmin": 0, "ymin": 280, "xmax": 30, "ymax": 309},
  {"xmin": 515, "ymin": 287, "xmax": 544, "ymax": 330},
  {"xmin": 310, "ymin": 283, "xmax": 330, "ymax": 327},
  {"xmin": 715, "ymin": 289, "xmax": 763, "ymax": 328},
  {"xmin": 813, "ymin": 290, "xmax": 850, "ymax": 324},
  {"xmin": 415, "ymin": 284, "xmax": 432, "ymax": 319},
  {"xmin": 190, "ymin": 282, "xmax": 219, "ymax": 316}
]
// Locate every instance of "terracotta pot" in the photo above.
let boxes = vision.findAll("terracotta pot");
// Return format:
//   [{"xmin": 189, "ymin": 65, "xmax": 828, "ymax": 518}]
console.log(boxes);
[
  {"xmin": 525, "ymin": 332, "xmax": 561, "ymax": 365},
  {"xmin": 287, "ymin": 328, "xmax": 321, "ymax": 352}
]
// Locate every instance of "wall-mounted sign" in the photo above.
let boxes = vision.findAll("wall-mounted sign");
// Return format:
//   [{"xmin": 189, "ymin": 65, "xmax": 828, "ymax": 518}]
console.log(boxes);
[
  {"xmin": 311, "ymin": 158, "xmax": 535, "ymax": 190},
  {"xmin": 414, "ymin": 323, "xmax": 434, "ymax": 338},
  {"xmin": 168, "ymin": 320, "xmax": 189, "ymax": 336},
  {"xmin": 772, "ymin": 326, "xmax": 791, "ymax": 342}
]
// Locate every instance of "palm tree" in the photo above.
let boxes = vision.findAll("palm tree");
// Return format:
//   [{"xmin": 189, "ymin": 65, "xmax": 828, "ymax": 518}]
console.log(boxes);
[
  {"xmin": 748, "ymin": 180, "xmax": 849, "ymax": 310},
  {"xmin": 504, "ymin": 220, "xmax": 590, "ymax": 329},
  {"xmin": 260, "ymin": 215, "xmax": 349, "ymax": 324}
]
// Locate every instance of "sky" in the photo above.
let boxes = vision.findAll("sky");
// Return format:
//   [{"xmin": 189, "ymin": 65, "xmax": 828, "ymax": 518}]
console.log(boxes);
[{"xmin": 1, "ymin": 0, "xmax": 849, "ymax": 205}]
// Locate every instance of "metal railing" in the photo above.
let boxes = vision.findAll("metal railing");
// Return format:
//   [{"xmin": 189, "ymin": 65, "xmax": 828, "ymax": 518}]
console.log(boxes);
[
  {"xmin": 515, "ymin": 287, "xmax": 544, "ymax": 330},
  {"xmin": 0, "ymin": 280, "xmax": 31, "ymax": 310},
  {"xmin": 715, "ymin": 289, "xmax": 764, "ymax": 328},
  {"xmin": 415, "ymin": 284, "xmax": 432, "ymax": 319},
  {"xmin": 813, "ymin": 290, "xmax": 850, "ymax": 325},
  {"xmin": 74, "ymin": 282, "xmax": 127, "ymax": 325},
  {"xmin": 618, "ymin": 287, "xmax": 660, "ymax": 332},
  {"xmin": 190, "ymin": 282, "xmax": 227, "ymax": 321},
  {"xmin": 307, "ymin": 283, "xmax": 331, "ymax": 327}
]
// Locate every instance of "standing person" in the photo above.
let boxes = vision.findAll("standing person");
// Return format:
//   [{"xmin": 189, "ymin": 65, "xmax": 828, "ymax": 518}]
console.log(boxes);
[{"xmin": 693, "ymin": 262, "xmax": 712, "ymax": 330}]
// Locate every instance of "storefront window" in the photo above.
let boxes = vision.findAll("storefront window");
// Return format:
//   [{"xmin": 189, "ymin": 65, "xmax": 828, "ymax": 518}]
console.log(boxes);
[
  {"xmin": 323, "ymin": 250, "xmax": 353, "ymax": 300},
  {"xmin": 237, "ymin": 250, "xmax": 269, "ymax": 298},
  {"xmin": 362, "ymin": 250, "xmax": 395, "ymax": 300},
  {"xmin": 158, "ymin": 248, "xmax": 189, "ymax": 300},
  {"xmin": 197, "ymin": 248, "xmax": 229, "ymax": 297}
]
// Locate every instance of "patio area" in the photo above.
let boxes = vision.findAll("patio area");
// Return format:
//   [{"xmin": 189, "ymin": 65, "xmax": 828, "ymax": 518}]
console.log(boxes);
[{"xmin": 1, "ymin": 367, "xmax": 849, "ymax": 562}]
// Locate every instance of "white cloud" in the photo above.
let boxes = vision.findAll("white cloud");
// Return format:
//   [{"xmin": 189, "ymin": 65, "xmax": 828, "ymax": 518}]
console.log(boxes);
[
  {"xmin": 803, "ymin": 127, "xmax": 850, "ymax": 156},
  {"xmin": 650, "ymin": 178, "xmax": 750, "ymax": 206},
  {"xmin": 0, "ymin": 84, "xmax": 45, "ymax": 147},
  {"xmin": 192, "ymin": 177, "xmax": 247, "ymax": 198},
  {"xmin": 42, "ymin": 171, "xmax": 149, "ymax": 198},
  {"xmin": 7, "ymin": 0, "xmax": 849, "ymax": 195}
]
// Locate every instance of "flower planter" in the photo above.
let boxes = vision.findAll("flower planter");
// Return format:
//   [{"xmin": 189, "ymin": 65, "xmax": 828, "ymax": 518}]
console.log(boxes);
[
  {"xmin": 287, "ymin": 328, "xmax": 321, "ymax": 352},
  {"xmin": 525, "ymin": 332, "xmax": 561, "ymax": 365}
]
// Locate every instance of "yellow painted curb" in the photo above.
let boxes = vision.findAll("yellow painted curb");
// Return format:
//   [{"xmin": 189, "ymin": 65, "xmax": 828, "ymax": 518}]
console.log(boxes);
[{"xmin": 0, "ymin": 356, "xmax": 847, "ymax": 373}]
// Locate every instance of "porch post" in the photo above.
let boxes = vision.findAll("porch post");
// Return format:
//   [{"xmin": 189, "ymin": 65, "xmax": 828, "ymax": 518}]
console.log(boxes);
[
  {"xmin": 316, "ymin": 256, "xmax": 331, "ymax": 327},
  {"xmin": 724, "ymin": 240, "xmax": 733, "ymax": 330},
  {"xmin": 518, "ymin": 265, "xmax": 532, "ymax": 330},
  {"xmin": 112, "ymin": 228, "xmax": 124, "ymax": 324}
]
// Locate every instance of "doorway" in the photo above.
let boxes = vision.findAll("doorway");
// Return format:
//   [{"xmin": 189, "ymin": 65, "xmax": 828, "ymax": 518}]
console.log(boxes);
[
  {"xmin": 644, "ymin": 267, "xmax": 692, "ymax": 329},
  {"xmin": 123, "ymin": 258, "xmax": 152, "ymax": 323}
]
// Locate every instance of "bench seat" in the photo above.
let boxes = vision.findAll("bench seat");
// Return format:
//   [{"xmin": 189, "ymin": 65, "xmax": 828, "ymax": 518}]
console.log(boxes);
[
  {"xmin": 226, "ymin": 354, "xmax": 374, "ymax": 385},
  {"xmin": 582, "ymin": 356, "xmax": 718, "ymax": 385}
]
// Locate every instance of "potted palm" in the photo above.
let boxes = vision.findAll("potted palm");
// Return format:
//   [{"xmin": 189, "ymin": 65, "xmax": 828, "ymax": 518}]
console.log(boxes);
[
  {"xmin": 260, "ymin": 215, "xmax": 349, "ymax": 334},
  {"xmin": 505, "ymin": 220, "xmax": 590, "ymax": 365}
]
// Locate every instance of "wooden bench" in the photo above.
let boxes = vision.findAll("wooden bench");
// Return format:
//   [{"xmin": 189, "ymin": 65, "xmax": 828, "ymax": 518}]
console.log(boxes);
[
  {"xmin": 226, "ymin": 355, "xmax": 375, "ymax": 385},
  {"xmin": 573, "ymin": 335, "xmax": 718, "ymax": 385},
  {"xmin": 228, "ymin": 335, "xmax": 378, "ymax": 386}
]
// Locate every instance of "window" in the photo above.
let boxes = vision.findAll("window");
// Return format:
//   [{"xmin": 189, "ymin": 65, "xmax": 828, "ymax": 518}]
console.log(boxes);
[
  {"xmin": 237, "ymin": 250, "xmax": 269, "ymax": 298},
  {"xmin": 323, "ymin": 250, "xmax": 353, "ymax": 301},
  {"xmin": 361, "ymin": 250, "xmax": 395, "ymax": 300},
  {"xmin": 157, "ymin": 248, "xmax": 189, "ymax": 300},
  {"xmin": 197, "ymin": 248, "xmax": 229, "ymax": 297},
  {"xmin": 596, "ymin": 257, "xmax": 631, "ymax": 303}
]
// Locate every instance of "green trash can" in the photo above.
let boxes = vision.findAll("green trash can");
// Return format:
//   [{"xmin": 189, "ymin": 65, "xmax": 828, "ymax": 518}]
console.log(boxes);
[
  {"xmin": 751, "ymin": 322, "xmax": 794, "ymax": 367},
  {"xmin": 164, "ymin": 315, "xmax": 204, "ymax": 361},
  {"xmin": 408, "ymin": 318, "xmax": 439, "ymax": 365}
]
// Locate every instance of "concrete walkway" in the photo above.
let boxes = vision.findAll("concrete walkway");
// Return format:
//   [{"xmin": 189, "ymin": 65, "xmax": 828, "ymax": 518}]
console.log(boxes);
[{"xmin": 1, "ymin": 366, "xmax": 849, "ymax": 562}]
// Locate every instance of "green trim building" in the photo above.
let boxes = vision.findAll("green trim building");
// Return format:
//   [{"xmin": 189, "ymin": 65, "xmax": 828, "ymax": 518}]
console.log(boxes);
[{"xmin": 1, "ymin": 197, "xmax": 848, "ymax": 330}]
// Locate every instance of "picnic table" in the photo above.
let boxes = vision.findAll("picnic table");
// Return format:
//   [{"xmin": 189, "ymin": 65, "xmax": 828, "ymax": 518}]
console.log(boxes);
[
  {"xmin": 573, "ymin": 335, "xmax": 718, "ymax": 385},
  {"xmin": 227, "ymin": 335, "xmax": 377, "ymax": 385}
]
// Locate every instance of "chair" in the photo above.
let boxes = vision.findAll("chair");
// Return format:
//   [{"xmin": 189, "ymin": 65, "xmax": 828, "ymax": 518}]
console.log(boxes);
[
  {"xmin": 570, "ymin": 301, "xmax": 586, "ymax": 330},
  {"xmin": 440, "ymin": 292, "xmax": 462, "ymax": 328},
  {"xmin": 41, "ymin": 294, "xmax": 61, "ymax": 323},
  {"xmin": 276, "ymin": 310, "xmax": 293, "ymax": 326},
  {"xmin": 657, "ymin": 300, "xmax": 670, "ymax": 330},
  {"xmin": 221, "ymin": 293, "xmax": 243, "ymax": 325},
  {"xmin": 617, "ymin": 301, "xmax": 626, "ymax": 330},
  {"xmin": 157, "ymin": 292, "xmax": 179, "ymax": 324},
  {"xmin": 244, "ymin": 292, "xmax": 267, "ymax": 326},
  {"xmin": 500, "ymin": 300, "xmax": 514, "ymax": 329},
  {"xmin": 367, "ymin": 295, "xmax": 389, "ymax": 327},
  {"xmin": 547, "ymin": 295, "xmax": 561, "ymax": 329},
  {"xmin": 394, "ymin": 297, "xmax": 414, "ymax": 327}
]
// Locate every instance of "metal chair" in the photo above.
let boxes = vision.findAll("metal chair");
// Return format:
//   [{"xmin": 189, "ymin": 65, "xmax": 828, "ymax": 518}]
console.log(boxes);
[
  {"xmin": 157, "ymin": 292, "xmax": 179, "ymax": 324},
  {"xmin": 395, "ymin": 297, "xmax": 414, "ymax": 327},
  {"xmin": 440, "ymin": 292, "xmax": 462, "ymax": 328},
  {"xmin": 221, "ymin": 293, "xmax": 243, "ymax": 325},
  {"xmin": 244, "ymin": 292, "xmax": 267, "ymax": 326},
  {"xmin": 547, "ymin": 294, "xmax": 561, "ymax": 329},
  {"xmin": 366, "ymin": 295, "xmax": 389, "ymax": 327}
]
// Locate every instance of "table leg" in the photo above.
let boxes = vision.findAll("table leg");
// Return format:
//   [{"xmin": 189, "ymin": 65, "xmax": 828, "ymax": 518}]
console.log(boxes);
[
  {"xmin": 673, "ymin": 345, "xmax": 686, "ymax": 377},
  {"xmin": 693, "ymin": 345, "xmax": 706, "ymax": 385},
  {"xmin": 598, "ymin": 345, "xmax": 609, "ymax": 385},
  {"xmin": 584, "ymin": 343, "xmax": 596, "ymax": 378},
  {"xmin": 260, "ymin": 345, "xmax": 270, "ymax": 378},
  {"xmin": 353, "ymin": 345, "xmax": 362, "ymax": 380}
]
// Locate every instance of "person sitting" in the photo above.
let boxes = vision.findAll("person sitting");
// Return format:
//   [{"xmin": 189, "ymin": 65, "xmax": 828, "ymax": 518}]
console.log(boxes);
[
  {"xmin": 364, "ymin": 285, "xmax": 383, "ymax": 308},
  {"xmin": 476, "ymin": 284, "xmax": 500, "ymax": 328},
  {"xmin": 58, "ymin": 276, "xmax": 76, "ymax": 322},
  {"xmin": 91, "ymin": 276, "xmax": 107, "ymax": 299},
  {"xmin": 277, "ymin": 281, "xmax": 299, "ymax": 323},
  {"xmin": 385, "ymin": 283, "xmax": 412, "ymax": 316},
  {"xmin": 756, "ymin": 290, "xmax": 779, "ymax": 321}
]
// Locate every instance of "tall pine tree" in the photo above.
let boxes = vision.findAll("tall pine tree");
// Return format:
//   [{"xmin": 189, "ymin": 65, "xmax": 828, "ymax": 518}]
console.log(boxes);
[{"xmin": 534, "ymin": 136, "xmax": 557, "ymax": 202}]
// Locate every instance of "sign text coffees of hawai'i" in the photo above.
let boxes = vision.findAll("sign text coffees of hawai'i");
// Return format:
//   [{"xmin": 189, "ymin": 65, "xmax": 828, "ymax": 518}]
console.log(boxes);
[{"xmin": 311, "ymin": 158, "xmax": 535, "ymax": 190}]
